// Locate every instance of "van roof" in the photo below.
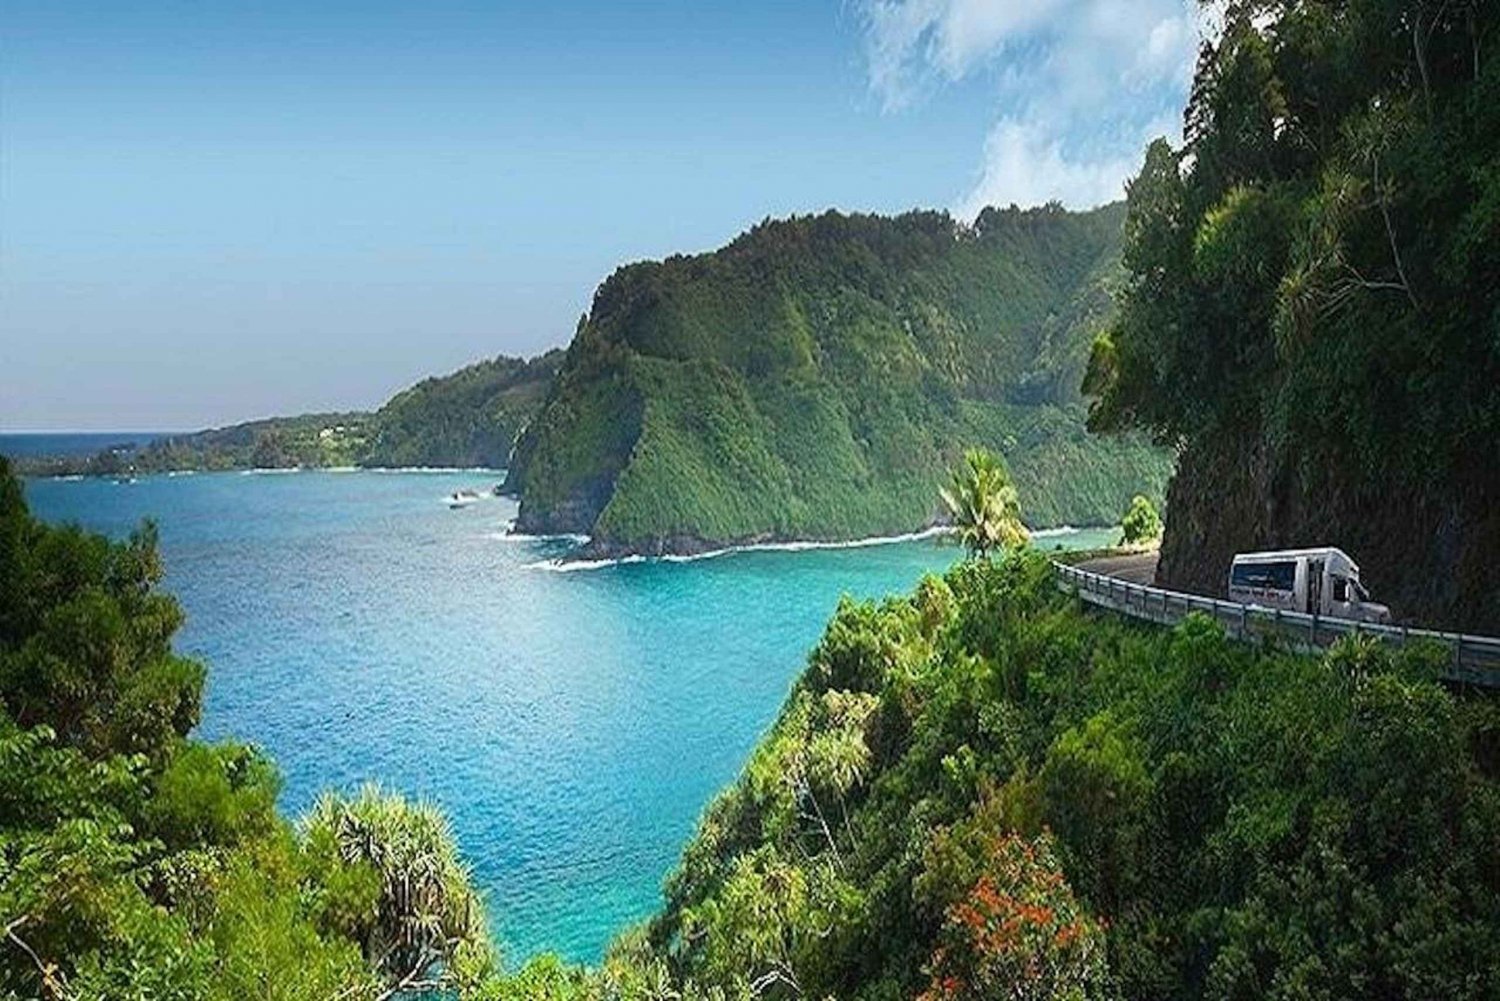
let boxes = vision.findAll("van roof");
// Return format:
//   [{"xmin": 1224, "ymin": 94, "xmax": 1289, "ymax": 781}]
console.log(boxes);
[{"xmin": 1233, "ymin": 547, "xmax": 1354, "ymax": 564}]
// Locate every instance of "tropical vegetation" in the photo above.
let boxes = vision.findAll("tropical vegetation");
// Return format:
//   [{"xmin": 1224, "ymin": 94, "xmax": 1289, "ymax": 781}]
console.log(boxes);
[
  {"xmin": 362, "ymin": 350, "xmax": 564, "ymax": 469},
  {"xmin": 11, "ymin": 351, "xmax": 563, "ymax": 477},
  {"xmin": 1118, "ymin": 495, "xmax": 1162, "ymax": 546},
  {"xmin": 1084, "ymin": 0, "xmax": 1500, "ymax": 631},
  {"xmin": 10, "ymin": 433, "xmax": 1499, "ymax": 998},
  {"xmin": 11, "ymin": 2, "xmax": 1500, "ymax": 994},
  {"xmin": 940, "ymin": 449, "xmax": 1026, "ymax": 558},
  {"xmin": 487, "ymin": 545, "xmax": 1500, "ymax": 1000},
  {"xmin": 0, "ymin": 456, "xmax": 495, "ymax": 999},
  {"xmin": 506, "ymin": 203, "xmax": 1171, "ymax": 554}
]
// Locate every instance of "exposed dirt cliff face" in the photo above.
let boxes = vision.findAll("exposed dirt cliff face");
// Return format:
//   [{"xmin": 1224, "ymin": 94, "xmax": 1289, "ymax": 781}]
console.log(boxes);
[{"xmin": 1157, "ymin": 429, "xmax": 1500, "ymax": 635}]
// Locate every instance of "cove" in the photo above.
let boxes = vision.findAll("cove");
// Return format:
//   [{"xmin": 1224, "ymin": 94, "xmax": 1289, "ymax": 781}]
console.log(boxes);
[{"xmin": 21, "ymin": 469, "xmax": 1115, "ymax": 962}]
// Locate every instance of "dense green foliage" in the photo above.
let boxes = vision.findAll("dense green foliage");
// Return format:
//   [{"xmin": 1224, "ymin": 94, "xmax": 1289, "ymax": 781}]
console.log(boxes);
[
  {"xmin": 940, "ymin": 449, "xmax": 1026, "ymax": 558},
  {"xmin": 123, "ymin": 412, "xmax": 372, "ymax": 474},
  {"xmin": 301, "ymin": 787, "xmax": 494, "ymax": 993},
  {"xmin": 514, "ymin": 550, "xmax": 1500, "ymax": 999},
  {"xmin": 12, "ymin": 352, "xmax": 562, "ymax": 477},
  {"xmin": 1118, "ymin": 496, "xmax": 1162, "ymax": 546},
  {"xmin": 1085, "ymin": 0, "xmax": 1500, "ymax": 630},
  {"xmin": 14, "ymin": 5, "xmax": 1500, "ymax": 991},
  {"xmin": 363, "ymin": 350, "xmax": 564, "ymax": 469},
  {"xmin": 11, "ymin": 436, "xmax": 1498, "ymax": 998},
  {"xmin": 507, "ymin": 205, "xmax": 1171, "ymax": 553},
  {"xmin": 0, "ymin": 458, "xmax": 495, "ymax": 999}
]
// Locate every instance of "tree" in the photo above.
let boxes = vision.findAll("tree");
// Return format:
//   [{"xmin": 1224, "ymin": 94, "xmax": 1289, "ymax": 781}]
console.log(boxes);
[
  {"xmin": 919, "ymin": 831, "xmax": 1108, "ymax": 1001},
  {"xmin": 1119, "ymin": 495, "xmax": 1162, "ymax": 546},
  {"xmin": 0, "ymin": 456, "xmax": 480, "ymax": 999},
  {"xmin": 940, "ymin": 449, "xmax": 1026, "ymax": 559},
  {"xmin": 1085, "ymin": 0, "xmax": 1500, "ymax": 630},
  {"xmin": 301, "ymin": 786, "xmax": 494, "ymax": 995}
]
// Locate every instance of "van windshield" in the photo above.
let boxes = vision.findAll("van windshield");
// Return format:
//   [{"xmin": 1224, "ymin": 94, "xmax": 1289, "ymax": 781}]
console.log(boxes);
[{"xmin": 1231, "ymin": 561, "xmax": 1296, "ymax": 592}]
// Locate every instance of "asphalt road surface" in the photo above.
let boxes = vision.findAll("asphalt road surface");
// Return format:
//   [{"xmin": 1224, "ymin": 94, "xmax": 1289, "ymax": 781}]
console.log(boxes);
[{"xmin": 1075, "ymin": 551, "xmax": 1160, "ymax": 586}]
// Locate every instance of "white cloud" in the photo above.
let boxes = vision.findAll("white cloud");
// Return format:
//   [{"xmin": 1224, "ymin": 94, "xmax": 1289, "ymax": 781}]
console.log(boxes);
[
  {"xmin": 955, "ymin": 121, "xmax": 1141, "ymax": 218},
  {"xmin": 858, "ymin": 0, "xmax": 1204, "ymax": 215}
]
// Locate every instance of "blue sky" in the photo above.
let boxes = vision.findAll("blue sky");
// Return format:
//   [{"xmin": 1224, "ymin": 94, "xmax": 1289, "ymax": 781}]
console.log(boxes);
[{"xmin": 2, "ymin": 1, "xmax": 1199, "ymax": 430}]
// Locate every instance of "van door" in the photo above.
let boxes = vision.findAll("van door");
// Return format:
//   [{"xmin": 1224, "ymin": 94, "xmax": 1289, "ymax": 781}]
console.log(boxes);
[
  {"xmin": 1307, "ymin": 559, "xmax": 1324, "ymax": 614},
  {"xmin": 1329, "ymin": 575, "xmax": 1352, "ymax": 618}
]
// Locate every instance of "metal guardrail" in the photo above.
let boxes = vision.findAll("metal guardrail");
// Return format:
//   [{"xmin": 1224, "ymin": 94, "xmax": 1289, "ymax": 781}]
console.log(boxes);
[{"xmin": 1052, "ymin": 561, "xmax": 1500, "ymax": 687}]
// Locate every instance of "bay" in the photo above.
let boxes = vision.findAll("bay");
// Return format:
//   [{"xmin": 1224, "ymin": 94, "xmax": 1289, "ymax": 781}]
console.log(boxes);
[{"xmin": 21, "ymin": 469, "xmax": 1116, "ymax": 963}]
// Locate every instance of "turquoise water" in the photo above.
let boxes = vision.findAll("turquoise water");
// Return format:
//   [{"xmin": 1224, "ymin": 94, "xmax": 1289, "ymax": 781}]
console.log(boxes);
[{"xmin": 21, "ymin": 470, "xmax": 1116, "ymax": 963}]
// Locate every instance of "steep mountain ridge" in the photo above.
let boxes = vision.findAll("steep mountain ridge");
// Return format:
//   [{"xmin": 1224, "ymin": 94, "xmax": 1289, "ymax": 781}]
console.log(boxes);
[
  {"xmin": 506, "ymin": 204, "xmax": 1170, "ymax": 554},
  {"xmin": 362, "ymin": 350, "xmax": 564, "ymax": 468}
]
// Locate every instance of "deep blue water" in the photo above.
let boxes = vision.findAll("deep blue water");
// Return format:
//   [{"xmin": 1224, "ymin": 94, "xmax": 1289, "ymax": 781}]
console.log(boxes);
[
  {"xmin": 21, "ymin": 470, "xmax": 1115, "ymax": 964},
  {"xmin": 1, "ymin": 431, "xmax": 164, "ymax": 458}
]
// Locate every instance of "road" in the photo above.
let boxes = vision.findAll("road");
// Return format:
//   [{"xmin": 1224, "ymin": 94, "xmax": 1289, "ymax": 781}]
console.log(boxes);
[
  {"xmin": 1075, "ymin": 550, "xmax": 1159, "ymax": 586},
  {"xmin": 1054, "ymin": 556, "xmax": 1500, "ymax": 686}
]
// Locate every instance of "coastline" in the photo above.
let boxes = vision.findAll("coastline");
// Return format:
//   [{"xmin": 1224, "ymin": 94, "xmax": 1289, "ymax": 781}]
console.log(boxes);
[
  {"xmin": 527, "ymin": 526, "xmax": 953, "ymax": 572},
  {"xmin": 524, "ymin": 523, "xmax": 1114, "ymax": 572}
]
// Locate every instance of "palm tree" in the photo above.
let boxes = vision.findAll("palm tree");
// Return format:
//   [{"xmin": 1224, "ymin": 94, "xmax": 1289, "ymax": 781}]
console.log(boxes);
[
  {"xmin": 302, "ymin": 785, "xmax": 492, "ymax": 994},
  {"xmin": 939, "ymin": 449, "xmax": 1026, "ymax": 559}
]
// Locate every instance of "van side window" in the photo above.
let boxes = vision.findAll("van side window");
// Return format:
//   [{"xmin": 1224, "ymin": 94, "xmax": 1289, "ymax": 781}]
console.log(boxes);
[
  {"xmin": 1332, "ymin": 577, "xmax": 1348, "ymax": 602},
  {"xmin": 1231, "ymin": 561, "xmax": 1296, "ymax": 592}
]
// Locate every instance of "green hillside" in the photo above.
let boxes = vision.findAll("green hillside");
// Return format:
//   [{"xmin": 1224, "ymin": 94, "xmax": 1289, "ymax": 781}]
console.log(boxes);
[
  {"xmin": 506, "ymin": 204, "xmax": 1170, "ymax": 554},
  {"xmin": 14, "ymin": 351, "xmax": 563, "ymax": 476},
  {"xmin": 116, "ymin": 412, "xmax": 374, "ymax": 473},
  {"xmin": 10, "ymin": 447, "xmax": 1499, "ymax": 999},
  {"xmin": 1085, "ymin": 1, "xmax": 1500, "ymax": 631},
  {"xmin": 491, "ymin": 551, "xmax": 1500, "ymax": 999},
  {"xmin": 362, "ymin": 350, "xmax": 565, "ymax": 468},
  {"xmin": 621, "ymin": 554, "xmax": 1500, "ymax": 1000}
]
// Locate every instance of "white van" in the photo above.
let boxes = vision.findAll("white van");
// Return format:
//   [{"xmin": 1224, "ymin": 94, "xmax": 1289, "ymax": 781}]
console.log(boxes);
[{"xmin": 1228, "ymin": 547, "xmax": 1392, "ymax": 623}]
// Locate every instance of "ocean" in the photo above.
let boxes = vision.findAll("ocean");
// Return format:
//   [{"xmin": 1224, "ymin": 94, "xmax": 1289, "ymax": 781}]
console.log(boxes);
[{"xmin": 20, "ymin": 468, "xmax": 1116, "ymax": 963}]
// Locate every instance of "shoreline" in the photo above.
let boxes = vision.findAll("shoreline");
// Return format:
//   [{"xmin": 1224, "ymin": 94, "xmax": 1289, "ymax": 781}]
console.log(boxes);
[
  {"xmin": 524, "ymin": 523, "xmax": 1115, "ymax": 572},
  {"xmin": 526, "ymin": 526, "xmax": 954, "ymax": 572}
]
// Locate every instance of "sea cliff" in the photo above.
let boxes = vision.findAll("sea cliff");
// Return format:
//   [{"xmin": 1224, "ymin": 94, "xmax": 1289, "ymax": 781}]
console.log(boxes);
[{"xmin": 506, "ymin": 204, "xmax": 1171, "ymax": 555}]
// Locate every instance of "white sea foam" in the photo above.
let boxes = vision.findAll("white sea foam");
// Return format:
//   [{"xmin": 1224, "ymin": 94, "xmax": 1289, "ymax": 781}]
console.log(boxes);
[
  {"xmin": 529, "ymin": 553, "xmax": 650, "ymax": 573},
  {"xmin": 1028, "ymin": 525, "xmax": 1079, "ymax": 539},
  {"xmin": 241, "ymin": 467, "xmax": 303, "ymax": 475},
  {"xmin": 367, "ymin": 466, "xmax": 506, "ymax": 475},
  {"xmin": 526, "ymin": 525, "xmax": 954, "ymax": 573},
  {"xmin": 486, "ymin": 527, "xmax": 591, "ymax": 545},
  {"xmin": 165, "ymin": 470, "xmax": 197, "ymax": 477}
]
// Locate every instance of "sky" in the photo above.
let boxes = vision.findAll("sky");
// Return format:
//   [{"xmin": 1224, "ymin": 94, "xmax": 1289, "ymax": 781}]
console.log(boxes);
[{"xmin": 1, "ymin": 0, "xmax": 1201, "ymax": 431}]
